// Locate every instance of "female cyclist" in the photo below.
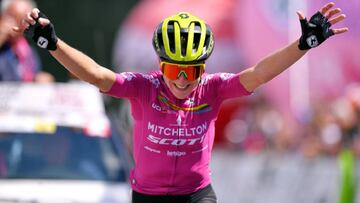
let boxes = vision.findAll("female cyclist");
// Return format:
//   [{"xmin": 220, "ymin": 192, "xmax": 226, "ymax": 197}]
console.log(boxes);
[{"xmin": 16, "ymin": 2, "xmax": 347, "ymax": 203}]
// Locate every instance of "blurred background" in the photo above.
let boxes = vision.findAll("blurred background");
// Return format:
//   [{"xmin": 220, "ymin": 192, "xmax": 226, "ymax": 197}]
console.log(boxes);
[{"xmin": 1, "ymin": 0, "xmax": 360, "ymax": 202}]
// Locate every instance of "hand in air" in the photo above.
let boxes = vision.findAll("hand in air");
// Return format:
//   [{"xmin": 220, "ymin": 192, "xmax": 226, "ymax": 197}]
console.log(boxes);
[
  {"xmin": 13, "ymin": 8, "xmax": 58, "ymax": 51},
  {"xmin": 297, "ymin": 2, "xmax": 348, "ymax": 50}
]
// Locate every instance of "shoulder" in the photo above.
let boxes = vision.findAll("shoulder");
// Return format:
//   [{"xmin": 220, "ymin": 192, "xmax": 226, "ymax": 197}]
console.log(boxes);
[
  {"xmin": 104, "ymin": 71, "xmax": 163, "ymax": 98},
  {"xmin": 115, "ymin": 70, "xmax": 162, "ymax": 87},
  {"xmin": 139, "ymin": 70, "xmax": 162, "ymax": 88},
  {"xmin": 199, "ymin": 72, "xmax": 238, "ymax": 86}
]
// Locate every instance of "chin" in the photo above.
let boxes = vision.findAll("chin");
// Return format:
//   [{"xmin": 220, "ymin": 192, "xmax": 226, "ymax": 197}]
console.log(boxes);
[
  {"xmin": 171, "ymin": 89, "xmax": 191, "ymax": 99},
  {"xmin": 163, "ymin": 76, "xmax": 199, "ymax": 99},
  {"xmin": 174, "ymin": 93, "xmax": 189, "ymax": 100}
]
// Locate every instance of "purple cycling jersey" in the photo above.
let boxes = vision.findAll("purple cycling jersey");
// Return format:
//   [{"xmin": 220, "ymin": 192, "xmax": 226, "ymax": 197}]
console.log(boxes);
[{"xmin": 104, "ymin": 70, "xmax": 250, "ymax": 195}]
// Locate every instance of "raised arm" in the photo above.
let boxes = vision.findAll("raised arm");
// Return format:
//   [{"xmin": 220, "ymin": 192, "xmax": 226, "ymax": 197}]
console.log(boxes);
[
  {"xmin": 239, "ymin": 2, "xmax": 348, "ymax": 92},
  {"xmin": 15, "ymin": 8, "xmax": 116, "ymax": 92},
  {"xmin": 50, "ymin": 39, "xmax": 116, "ymax": 92}
]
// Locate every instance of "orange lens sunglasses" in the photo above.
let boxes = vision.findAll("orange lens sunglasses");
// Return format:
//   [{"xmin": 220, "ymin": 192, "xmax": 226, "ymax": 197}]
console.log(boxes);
[{"xmin": 160, "ymin": 62, "xmax": 205, "ymax": 81}]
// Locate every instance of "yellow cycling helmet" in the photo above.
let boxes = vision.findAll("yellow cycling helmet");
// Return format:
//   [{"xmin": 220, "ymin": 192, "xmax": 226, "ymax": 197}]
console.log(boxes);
[{"xmin": 152, "ymin": 12, "xmax": 215, "ymax": 64}]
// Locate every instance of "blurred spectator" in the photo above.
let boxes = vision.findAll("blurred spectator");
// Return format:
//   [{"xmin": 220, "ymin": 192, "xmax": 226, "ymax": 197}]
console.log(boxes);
[{"xmin": 0, "ymin": 0, "xmax": 54, "ymax": 82}]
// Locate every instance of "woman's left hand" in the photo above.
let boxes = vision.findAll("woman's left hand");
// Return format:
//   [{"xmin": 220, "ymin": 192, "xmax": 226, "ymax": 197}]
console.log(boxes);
[{"xmin": 297, "ymin": 2, "xmax": 348, "ymax": 50}]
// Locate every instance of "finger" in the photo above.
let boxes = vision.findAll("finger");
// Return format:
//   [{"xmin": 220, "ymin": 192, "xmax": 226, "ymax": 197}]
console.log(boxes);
[
  {"xmin": 332, "ymin": 27, "xmax": 349, "ymax": 35},
  {"xmin": 328, "ymin": 14, "xmax": 346, "ymax": 25},
  {"xmin": 30, "ymin": 8, "xmax": 40, "ymax": 20},
  {"xmin": 319, "ymin": 2, "xmax": 335, "ymax": 15},
  {"xmin": 26, "ymin": 13, "xmax": 36, "ymax": 25},
  {"xmin": 38, "ymin": 18, "xmax": 50, "ymax": 26},
  {"xmin": 296, "ymin": 11, "xmax": 305, "ymax": 20},
  {"xmin": 325, "ymin": 8, "xmax": 341, "ymax": 19}
]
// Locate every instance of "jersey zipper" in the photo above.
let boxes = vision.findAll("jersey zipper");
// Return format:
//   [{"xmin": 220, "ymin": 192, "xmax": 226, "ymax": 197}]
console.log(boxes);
[{"xmin": 169, "ymin": 109, "xmax": 182, "ymax": 192}]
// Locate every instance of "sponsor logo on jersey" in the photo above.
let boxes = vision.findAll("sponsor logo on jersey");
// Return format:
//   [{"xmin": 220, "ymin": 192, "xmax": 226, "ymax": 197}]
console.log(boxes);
[
  {"xmin": 146, "ymin": 121, "xmax": 208, "ymax": 146},
  {"xmin": 167, "ymin": 150, "xmax": 186, "ymax": 157},
  {"xmin": 148, "ymin": 121, "xmax": 208, "ymax": 137},
  {"xmin": 147, "ymin": 134, "xmax": 205, "ymax": 146}
]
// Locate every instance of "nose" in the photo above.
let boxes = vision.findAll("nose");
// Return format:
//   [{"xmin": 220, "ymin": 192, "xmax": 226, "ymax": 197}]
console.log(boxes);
[{"xmin": 177, "ymin": 74, "xmax": 188, "ymax": 82}]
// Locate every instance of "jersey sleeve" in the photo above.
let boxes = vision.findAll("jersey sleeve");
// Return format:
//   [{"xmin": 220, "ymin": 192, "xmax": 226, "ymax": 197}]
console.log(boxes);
[
  {"xmin": 205, "ymin": 72, "xmax": 252, "ymax": 100},
  {"xmin": 102, "ymin": 72, "xmax": 151, "ymax": 99}
]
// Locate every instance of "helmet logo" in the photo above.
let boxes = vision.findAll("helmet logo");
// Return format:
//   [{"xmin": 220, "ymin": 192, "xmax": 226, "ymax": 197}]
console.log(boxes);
[{"xmin": 179, "ymin": 13, "xmax": 190, "ymax": 19}]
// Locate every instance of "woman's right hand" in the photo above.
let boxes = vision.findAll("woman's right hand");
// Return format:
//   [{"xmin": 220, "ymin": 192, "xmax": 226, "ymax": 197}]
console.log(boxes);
[{"xmin": 13, "ymin": 8, "xmax": 58, "ymax": 50}]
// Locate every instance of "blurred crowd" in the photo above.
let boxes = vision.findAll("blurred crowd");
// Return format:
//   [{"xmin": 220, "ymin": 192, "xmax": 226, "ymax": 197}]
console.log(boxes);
[{"xmin": 217, "ymin": 85, "xmax": 360, "ymax": 160}]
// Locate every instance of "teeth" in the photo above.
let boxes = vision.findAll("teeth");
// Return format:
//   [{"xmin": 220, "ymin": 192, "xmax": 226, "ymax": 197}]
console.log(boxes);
[{"xmin": 176, "ymin": 84, "xmax": 187, "ymax": 89}]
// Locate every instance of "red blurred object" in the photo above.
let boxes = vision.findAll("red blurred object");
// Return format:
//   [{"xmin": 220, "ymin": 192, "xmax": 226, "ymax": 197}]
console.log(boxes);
[{"xmin": 215, "ymin": 99, "xmax": 248, "ymax": 144}]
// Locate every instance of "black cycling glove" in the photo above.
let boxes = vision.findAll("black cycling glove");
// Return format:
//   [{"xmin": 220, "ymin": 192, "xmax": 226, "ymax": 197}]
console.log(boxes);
[
  {"xmin": 298, "ymin": 11, "xmax": 334, "ymax": 50},
  {"xmin": 24, "ymin": 12, "xmax": 58, "ymax": 51}
]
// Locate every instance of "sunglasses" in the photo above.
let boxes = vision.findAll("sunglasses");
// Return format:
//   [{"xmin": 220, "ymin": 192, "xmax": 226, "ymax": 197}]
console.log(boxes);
[{"xmin": 160, "ymin": 61, "xmax": 205, "ymax": 81}]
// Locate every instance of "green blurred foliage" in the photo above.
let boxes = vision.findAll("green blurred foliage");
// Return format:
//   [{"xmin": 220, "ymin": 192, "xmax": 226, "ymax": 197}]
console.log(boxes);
[
  {"xmin": 34, "ymin": 0, "xmax": 138, "ymax": 82},
  {"xmin": 338, "ymin": 149, "xmax": 357, "ymax": 203}
]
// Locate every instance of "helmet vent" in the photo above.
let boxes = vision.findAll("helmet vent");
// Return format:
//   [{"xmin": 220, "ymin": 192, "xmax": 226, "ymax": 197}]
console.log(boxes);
[
  {"xmin": 204, "ymin": 34, "xmax": 210, "ymax": 49},
  {"xmin": 193, "ymin": 24, "xmax": 202, "ymax": 54},
  {"xmin": 167, "ymin": 22, "xmax": 176, "ymax": 53},
  {"xmin": 152, "ymin": 13, "xmax": 214, "ymax": 63},
  {"xmin": 203, "ymin": 26, "xmax": 213, "ymax": 53},
  {"xmin": 180, "ymin": 32, "xmax": 188, "ymax": 56},
  {"xmin": 156, "ymin": 32, "xmax": 164, "ymax": 52}
]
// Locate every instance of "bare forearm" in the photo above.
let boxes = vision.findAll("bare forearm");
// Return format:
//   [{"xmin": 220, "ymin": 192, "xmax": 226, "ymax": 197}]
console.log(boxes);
[
  {"xmin": 49, "ymin": 39, "xmax": 115, "ymax": 91},
  {"xmin": 240, "ymin": 40, "xmax": 307, "ymax": 92},
  {"xmin": 255, "ymin": 40, "xmax": 307, "ymax": 83},
  {"xmin": 50, "ymin": 39, "xmax": 100, "ymax": 83}
]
